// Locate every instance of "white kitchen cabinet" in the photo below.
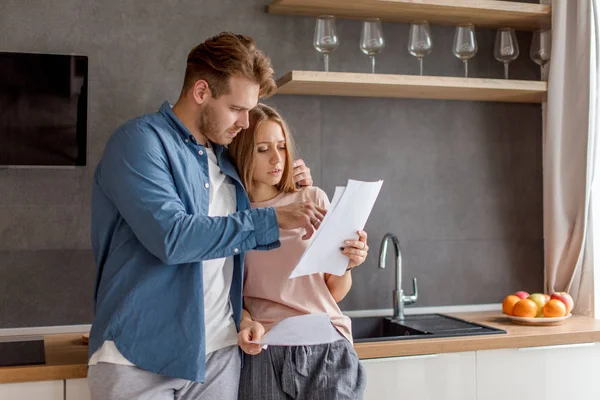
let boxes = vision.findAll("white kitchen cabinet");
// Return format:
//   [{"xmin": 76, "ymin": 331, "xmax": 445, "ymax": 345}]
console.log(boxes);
[
  {"xmin": 477, "ymin": 342, "xmax": 600, "ymax": 400},
  {"xmin": 360, "ymin": 351, "xmax": 477, "ymax": 400},
  {"xmin": 66, "ymin": 378, "xmax": 91, "ymax": 400},
  {"xmin": 0, "ymin": 380, "xmax": 64, "ymax": 400}
]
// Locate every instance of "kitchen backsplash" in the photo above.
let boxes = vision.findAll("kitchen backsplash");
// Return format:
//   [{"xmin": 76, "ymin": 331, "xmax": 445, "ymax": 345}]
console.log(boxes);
[{"xmin": 0, "ymin": 0, "xmax": 543, "ymax": 328}]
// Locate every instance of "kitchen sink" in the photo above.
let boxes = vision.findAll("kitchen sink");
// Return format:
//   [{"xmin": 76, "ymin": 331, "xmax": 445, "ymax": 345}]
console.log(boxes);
[
  {"xmin": 351, "ymin": 316, "xmax": 429, "ymax": 340},
  {"xmin": 351, "ymin": 313, "xmax": 506, "ymax": 343}
]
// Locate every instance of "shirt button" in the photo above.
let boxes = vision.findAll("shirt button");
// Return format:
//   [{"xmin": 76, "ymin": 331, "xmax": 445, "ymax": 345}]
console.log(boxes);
[
  {"xmin": 234, "ymin": 248, "xmax": 239, "ymax": 254},
  {"xmin": 198, "ymin": 150, "xmax": 204, "ymax": 156},
  {"xmin": 184, "ymin": 139, "xmax": 189, "ymax": 143},
  {"xmin": 204, "ymin": 183, "xmax": 209, "ymax": 189}
]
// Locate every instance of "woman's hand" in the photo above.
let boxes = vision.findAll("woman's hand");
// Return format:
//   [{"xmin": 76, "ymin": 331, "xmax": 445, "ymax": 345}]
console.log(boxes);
[
  {"xmin": 238, "ymin": 320, "xmax": 265, "ymax": 356},
  {"xmin": 341, "ymin": 230, "xmax": 369, "ymax": 270},
  {"xmin": 326, "ymin": 230, "xmax": 368, "ymax": 302}
]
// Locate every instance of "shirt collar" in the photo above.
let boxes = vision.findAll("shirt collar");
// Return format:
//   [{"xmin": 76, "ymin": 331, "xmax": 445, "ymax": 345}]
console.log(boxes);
[{"xmin": 159, "ymin": 101, "xmax": 193, "ymax": 142}]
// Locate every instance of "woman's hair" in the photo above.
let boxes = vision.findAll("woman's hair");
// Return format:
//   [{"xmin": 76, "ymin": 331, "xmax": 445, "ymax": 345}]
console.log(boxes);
[
  {"xmin": 182, "ymin": 32, "xmax": 276, "ymax": 99},
  {"xmin": 228, "ymin": 103, "xmax": 298, "ymax": 197}
]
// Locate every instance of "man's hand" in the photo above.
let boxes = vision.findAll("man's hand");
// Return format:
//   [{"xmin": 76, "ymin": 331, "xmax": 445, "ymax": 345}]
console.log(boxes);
[
  {"xmin": 238, "ymin": 321, "xmax": 265, "ymax": 356},
  {"xmin": 274, "ymin": 202, "xmax": 327, "ymax": 240},
  {"xmin": 293, "ymin": 159, "xmax": 313, "ymax": 187}
]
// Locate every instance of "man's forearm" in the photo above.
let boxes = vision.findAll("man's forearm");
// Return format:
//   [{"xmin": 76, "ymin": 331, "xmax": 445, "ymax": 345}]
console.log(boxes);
[{"xmin": 98, "ymin": 129, "xmax": 281, "ymax": 265}]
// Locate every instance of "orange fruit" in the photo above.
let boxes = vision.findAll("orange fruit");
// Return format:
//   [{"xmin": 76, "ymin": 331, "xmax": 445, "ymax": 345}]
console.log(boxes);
[
  {"xmin": 502, "ymin": 295, "xmax": 521, "ymax": 316},
  {"xmin": 543, "ymin": 299, "xmax": 567, "ymax": 317},
  {"xmin": 512, "ymin": 299, "xmax": 538, "ymax": 318}
]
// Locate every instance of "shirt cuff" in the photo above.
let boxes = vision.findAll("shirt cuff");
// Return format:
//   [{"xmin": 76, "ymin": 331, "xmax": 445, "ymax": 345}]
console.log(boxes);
[{"xmin": 249, "ymin": 207, "xmax": 280, "ymax": 248}]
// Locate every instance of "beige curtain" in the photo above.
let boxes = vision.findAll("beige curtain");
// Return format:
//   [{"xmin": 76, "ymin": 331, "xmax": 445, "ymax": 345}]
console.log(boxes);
[{"xmin": 543, "ymin": 0, "xmax": 596, "ymax": 316}]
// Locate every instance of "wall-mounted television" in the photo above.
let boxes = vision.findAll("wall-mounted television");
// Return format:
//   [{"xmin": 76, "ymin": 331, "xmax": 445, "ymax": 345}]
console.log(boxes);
[{"xmin": 0, "ymin": 52, "xmax": 88, "ymax": 167}]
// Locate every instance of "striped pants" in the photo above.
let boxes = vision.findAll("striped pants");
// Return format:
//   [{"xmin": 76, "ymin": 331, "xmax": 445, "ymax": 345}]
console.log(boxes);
[{"xmin": 238, "ymin": 338, "xmax": 366, "ymax": 400}]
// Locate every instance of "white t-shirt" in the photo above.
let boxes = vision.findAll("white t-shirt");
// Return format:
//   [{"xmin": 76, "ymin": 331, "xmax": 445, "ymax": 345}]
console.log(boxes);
[
  {"xmin": 89, "ymin": 146, "xmax": 238, "ymax": 366},
  {"xmin": 201, "ymin": 147, "xmax": 238, "ymax": 354}
]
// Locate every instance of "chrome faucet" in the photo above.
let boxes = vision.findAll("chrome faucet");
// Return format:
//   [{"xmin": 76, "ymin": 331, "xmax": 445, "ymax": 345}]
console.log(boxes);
[{"xmin": 378, "ymin": 233, "xmax": 418, "ymax": 321}]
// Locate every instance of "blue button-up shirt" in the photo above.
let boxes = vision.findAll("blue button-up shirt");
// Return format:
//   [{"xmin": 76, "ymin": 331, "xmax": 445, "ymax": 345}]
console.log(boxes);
[{"xmin": 89, "ymin": 101, "xmax": 280, "ymax": 382}]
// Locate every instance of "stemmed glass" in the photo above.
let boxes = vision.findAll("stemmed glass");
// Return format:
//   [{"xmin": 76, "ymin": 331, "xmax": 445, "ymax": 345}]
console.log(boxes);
[
  {"xmin": 360, "ymin": 18, "xmax": 385, "ymax": 74},
  {"xmin": 530, "ymin": 29, "xmax": 552, "ymax": 79},
  {"xmin": 494, "ymin": 28, "xmax": 519, "ymax": 79},
  {"xmin": 314, "ymin": 15, "xmax": 339, "ymax": 72},
  {"xmin": 453, "ymin": 23, "xmax": 478, "ymax": 78},
  {"xmin": 408, "ymin": 21, "xmax": 432, "ymax": 76}
]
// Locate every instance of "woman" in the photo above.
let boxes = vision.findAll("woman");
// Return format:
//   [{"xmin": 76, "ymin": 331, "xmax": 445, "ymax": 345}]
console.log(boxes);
[{"xmin": 228, "ymin": 104, "xmax": 368, "ymax": 399}]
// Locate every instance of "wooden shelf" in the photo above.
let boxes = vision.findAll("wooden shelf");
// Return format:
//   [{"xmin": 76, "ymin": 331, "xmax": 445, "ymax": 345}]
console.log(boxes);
[
  {"xmin": 268, "ymin": 0, "xmax": 551, "ymax": 31},
  {"xmin": 276, "ymin": 71, "xmax": 547, "ymax": 103}
]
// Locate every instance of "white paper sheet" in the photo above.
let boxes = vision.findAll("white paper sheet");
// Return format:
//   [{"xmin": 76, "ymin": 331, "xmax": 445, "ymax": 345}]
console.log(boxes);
[
  {"xmin": 329, "ymin": 186, "xmax": 346, "ymax": 210},
  {"xmin": 250, "ymin": 313, "xmax": 340, "ymax": 346},
  {"xmin": 289, "ymin": 179, "xmax": 384, "ymax": 278}
]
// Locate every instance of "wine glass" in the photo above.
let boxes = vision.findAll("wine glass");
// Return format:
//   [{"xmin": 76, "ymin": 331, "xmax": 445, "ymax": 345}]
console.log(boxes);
[
  {"xmin": 360, "ymin": 18, "xmax": 385, "ymax": 74},
  {"xmin": 408, "ymin": 21, "xmax": 432, "ymax": 76},
  {"xmin": 530, "ymin": 29, "xmax": 551, "ymax": 79},
  {"xmin": 453, "ymin": 23, "xmax": 478, "ymax": 78},
  {"xmin": 494, "ymin": 28, "xmax": 519, "ymax": 79},
  {"xmin": 314, "ymin": 15, "xmax": 339, "ymax": 72}
]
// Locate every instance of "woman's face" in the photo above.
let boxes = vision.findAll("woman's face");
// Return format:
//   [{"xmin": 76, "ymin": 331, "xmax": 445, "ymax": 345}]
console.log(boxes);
[{"xmin": 252, "ymin": 120, "xmax": 287, "ymax": 188}]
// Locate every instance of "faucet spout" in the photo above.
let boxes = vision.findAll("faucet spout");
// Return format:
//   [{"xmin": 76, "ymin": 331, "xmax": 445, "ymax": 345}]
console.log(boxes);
[{"xmin": 378, "ymin": 233, "xmax": 418, "ymax": 321}]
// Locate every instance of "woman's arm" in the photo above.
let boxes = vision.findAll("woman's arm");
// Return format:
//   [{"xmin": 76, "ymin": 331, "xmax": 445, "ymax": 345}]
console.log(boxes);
[
  {"xmin": 325, "ymin": 230, "xmax": 369, "ymax": 302},
  {"xmin": 238, "ymin": 309, "xmax": 265, "ymax": 355},
  {"xmin": 325, "ymin": 270, "xmax": 353, "ymax": 302},
  {"xmin": 240, "ymin": 308, "xmax": 254, "ymax": 331}
]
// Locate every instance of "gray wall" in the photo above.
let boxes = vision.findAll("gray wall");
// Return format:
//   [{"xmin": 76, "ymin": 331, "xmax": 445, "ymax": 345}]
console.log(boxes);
[{"xmin": 0, "ymin": 0, "xmax": 543, "ymax": 328}]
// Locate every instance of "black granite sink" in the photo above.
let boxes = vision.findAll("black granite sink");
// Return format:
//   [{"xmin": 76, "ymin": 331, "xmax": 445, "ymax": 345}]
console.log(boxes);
[{"xmin": 351, "ymin": 313, "xmax": 506, "ymax": 343}]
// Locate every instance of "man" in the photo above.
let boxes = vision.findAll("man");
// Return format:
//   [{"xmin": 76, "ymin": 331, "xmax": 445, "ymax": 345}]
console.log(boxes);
[{"xmin": 87, "ymin": 32, "xmax": 325, "ymax": 400}]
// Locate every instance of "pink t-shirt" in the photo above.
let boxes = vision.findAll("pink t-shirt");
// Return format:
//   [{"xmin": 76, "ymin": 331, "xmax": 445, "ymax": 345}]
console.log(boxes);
[{"xmin": 243, "ymin": 186, "xmax": 352, "ymax": 343}]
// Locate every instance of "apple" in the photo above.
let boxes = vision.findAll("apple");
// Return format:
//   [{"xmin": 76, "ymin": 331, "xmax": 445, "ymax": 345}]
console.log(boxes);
[
  {"xmin": 527, "ymin": 293, "xmax": 547, "ymax": 317},
  {"xmin": 543, "ymin": 294, "xmax": 551, "ymax": 303},
  {"xmin": 551, "ymin": 292, "xmax": 574, "ymax": 314},
  {"xmin": 514, "ymin": 291, "xmax": 530, "ymax": 300}
]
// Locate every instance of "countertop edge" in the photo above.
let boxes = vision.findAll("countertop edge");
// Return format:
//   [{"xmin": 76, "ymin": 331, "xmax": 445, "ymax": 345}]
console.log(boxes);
[
  {"xmin": 2, "ymin": 312, "xmax": 600, "ymax": 384},
  {"xmin": 354, "ymin": 329, "xmax": 600, "ymax": 359}
]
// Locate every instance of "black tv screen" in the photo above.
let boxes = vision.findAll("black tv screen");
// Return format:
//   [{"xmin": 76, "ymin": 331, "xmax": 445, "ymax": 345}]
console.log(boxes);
[{"xmin": 0, "ymin": 52, "xmax": 88, "ymax": 167}]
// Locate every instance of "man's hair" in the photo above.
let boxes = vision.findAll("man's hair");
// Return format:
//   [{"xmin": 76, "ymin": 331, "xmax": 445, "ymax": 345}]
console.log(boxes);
[{"xmin": 183, "ymin": 32, "xmax": 276, "ymax": 99}]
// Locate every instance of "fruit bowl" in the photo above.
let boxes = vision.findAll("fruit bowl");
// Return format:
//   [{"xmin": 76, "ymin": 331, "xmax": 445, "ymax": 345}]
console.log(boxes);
[
  {"xmin": 504, "ymin": 313, "xmax": 572, "ymax": 326},
  {"xmin": 503, "ymin": 291, "xmax": 574, "ymax": 325}
]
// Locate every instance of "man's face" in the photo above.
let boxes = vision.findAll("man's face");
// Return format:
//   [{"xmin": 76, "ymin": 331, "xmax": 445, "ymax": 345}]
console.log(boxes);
[{"xmin": 199, "ymin": 76, "xmax": 259, "ymax": 146}]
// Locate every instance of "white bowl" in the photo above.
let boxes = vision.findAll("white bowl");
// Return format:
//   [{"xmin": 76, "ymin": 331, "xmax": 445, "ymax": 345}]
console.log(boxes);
[{"xmin": 505, "ymin": 313, "xmax": 572, "ymax": 326}]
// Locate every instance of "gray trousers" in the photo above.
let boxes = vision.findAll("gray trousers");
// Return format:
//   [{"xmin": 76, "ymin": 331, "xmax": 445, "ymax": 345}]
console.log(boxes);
[
  {"xmin": 239, "ymin": 339, "xmax": 366, "ymax": 400},
  {"xmin": 87, "ymin": 345, "xmax": 240, "ymax": 400}
]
